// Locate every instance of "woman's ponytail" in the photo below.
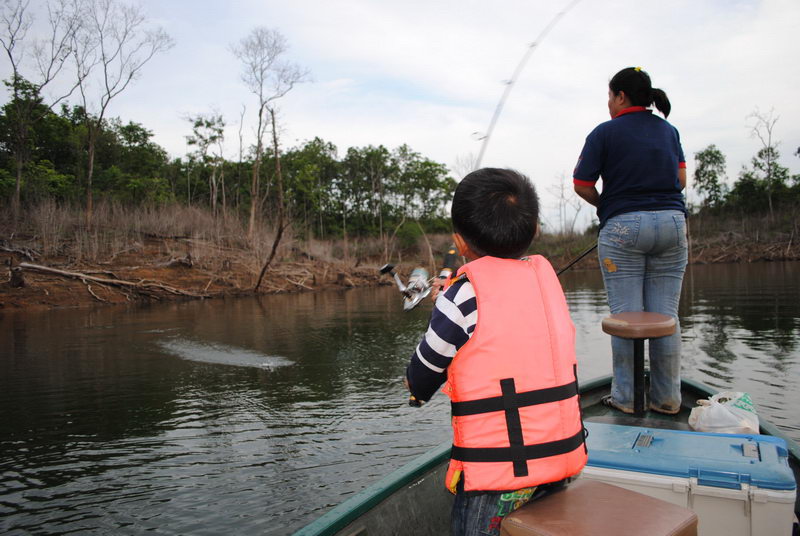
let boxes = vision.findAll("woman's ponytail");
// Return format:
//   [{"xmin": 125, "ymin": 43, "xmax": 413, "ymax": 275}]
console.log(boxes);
[
  {"xmin": 610, "ymin": 67, "xmax": 673, "ymax": 118},
  {"xmin": 651, "ymin": 88, "xmax": 671, "ymax": 118}
]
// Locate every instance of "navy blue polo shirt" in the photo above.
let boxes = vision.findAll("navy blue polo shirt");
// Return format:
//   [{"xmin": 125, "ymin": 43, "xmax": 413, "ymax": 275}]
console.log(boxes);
[{"xmin": 573, "ymin": 107, "xmax": 686, "ymax": 228}]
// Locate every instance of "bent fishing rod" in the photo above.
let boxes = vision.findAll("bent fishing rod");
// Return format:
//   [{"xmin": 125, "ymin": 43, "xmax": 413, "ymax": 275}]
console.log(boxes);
[{"xmin": 474, "ymin": 0, "xmax": 582, "ymax": 169}]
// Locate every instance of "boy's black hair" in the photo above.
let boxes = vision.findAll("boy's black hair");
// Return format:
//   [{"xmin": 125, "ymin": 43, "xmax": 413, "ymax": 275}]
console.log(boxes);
[
  {"xmin": 609, "ymin": 67, "xmax": 672, "ymax": 118},
  {"xmin": 451, "ymin": 168, "xmax": 539, "ymax": 259}
]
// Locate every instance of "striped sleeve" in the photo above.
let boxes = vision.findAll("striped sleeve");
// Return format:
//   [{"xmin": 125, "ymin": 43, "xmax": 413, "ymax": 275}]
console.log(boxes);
[{"xmin": 405, "ymin": 278, "xmax": 477, "ymax": 402}]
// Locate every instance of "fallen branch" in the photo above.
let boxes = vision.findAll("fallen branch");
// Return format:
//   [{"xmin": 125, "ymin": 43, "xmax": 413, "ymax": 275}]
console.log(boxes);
[
  {"xmin": 157, "ymin": 254, "xmax": 193, "ymax": 268},
  {"xmin": 84, "ymin": 282, "xmax": 107, "ymax": 303},
  {"xmin": 1, "ymin": 240, "xmax": 39, "ymax": 262},
  {"xmin": 286, "ymin": 276, "xmax": 312, "ymax": 290},
  {"xmin": 83, "ymin": 270, "xmax": 121, "ymax": 279},
  {"xmin": 18, "ymin": 262, "xmax": 209, "ymax": 299}
]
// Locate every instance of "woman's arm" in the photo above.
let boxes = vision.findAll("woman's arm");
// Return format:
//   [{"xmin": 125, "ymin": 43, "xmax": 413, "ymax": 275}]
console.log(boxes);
[{"xmin": 574, "ymin": 183, "xmax": 600, "ymax": 207}]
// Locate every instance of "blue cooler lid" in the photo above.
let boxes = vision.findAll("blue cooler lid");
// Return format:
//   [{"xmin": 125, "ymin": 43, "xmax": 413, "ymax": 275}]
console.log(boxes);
[{"xmin": 585, "ymin": 422, "xmax": 797, "ymax": 491}]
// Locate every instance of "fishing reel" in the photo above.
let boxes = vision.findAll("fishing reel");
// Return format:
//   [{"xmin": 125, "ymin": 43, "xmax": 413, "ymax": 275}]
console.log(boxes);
[
  {"xmin": 379, "ymin": 264, "xmax": 432, "ymax": 311},
  {"xmin": 380, "ymin": 245, "xmax": 459, "ymax": 312}
]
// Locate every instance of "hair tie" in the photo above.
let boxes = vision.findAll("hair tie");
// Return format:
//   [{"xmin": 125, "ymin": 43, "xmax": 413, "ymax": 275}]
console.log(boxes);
[{"xmin": 634, "ymin": 66, "xmax": 642, "ymax": 72}]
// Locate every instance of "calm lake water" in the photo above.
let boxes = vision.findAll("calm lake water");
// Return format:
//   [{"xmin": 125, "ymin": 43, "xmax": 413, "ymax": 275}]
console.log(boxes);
[{"xmin": 1, "ymin": 261, "xmax": 799, "ymax": 535}]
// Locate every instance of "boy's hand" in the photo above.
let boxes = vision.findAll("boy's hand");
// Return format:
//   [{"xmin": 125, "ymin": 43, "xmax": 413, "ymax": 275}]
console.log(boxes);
[
  {"xmin": 430, "ymin": 278, "xmax": 445, "ymax": 301},
  {"xmin": 403, "ymin": 376, "xmax": 423, "ymax": 407}
]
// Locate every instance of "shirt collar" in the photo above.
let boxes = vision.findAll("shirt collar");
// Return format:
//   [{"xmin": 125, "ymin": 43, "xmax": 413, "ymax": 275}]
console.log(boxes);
[{"xmin": 613, "ymin": 106, "xmax": 651, "ymax": 119}]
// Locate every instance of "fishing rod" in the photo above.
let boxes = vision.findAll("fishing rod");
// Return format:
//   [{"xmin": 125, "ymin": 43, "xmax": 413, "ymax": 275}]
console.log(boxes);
[
  {"xmin": 474, "ymin": 0, "xmax": 582, "ymax": 168},
  {"xmin": 555, "ymin": 243, "xmax": 597, "ymax": 276}
]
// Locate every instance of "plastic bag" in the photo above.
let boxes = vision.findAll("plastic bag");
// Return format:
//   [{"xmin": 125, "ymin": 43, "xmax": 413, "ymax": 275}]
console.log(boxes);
[{"xmin": 688, "ymin": 391, "xmax": 760, "ymax": 434}]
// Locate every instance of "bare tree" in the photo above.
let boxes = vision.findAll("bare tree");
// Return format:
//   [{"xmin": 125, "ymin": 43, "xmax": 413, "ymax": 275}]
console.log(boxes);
[
  {"xmin": 235, "ymin": 104, "xmax": 245, "ymax": 209},
  {"xmin": 0, "ymin": 0, "xmax": 81, "ymax": 219},
  {"xmin": 231, "ymin": 27, "xmax": 307, "ymax": 290},
  {"xmin": 746, "ymin": 108, "xmax": 780, "ymax": 219},
  {"xmin": 230, "ymin": 27, "xmax": 306, "ymax": 243},
  {"xmin": 70, "ymin": 0, "xmax": 173, "ymax": 226},
  {"xmin": 451, "ymin": 152, "xmax": 478, "ymax": 179},
  {"xmin": 186, "ymin": 112, "xmax": 225, "ymax": 216},
  {"xmin": 255, "ymin": 106, "xmax": 286, "ymax": 285},
  {"xmin": 548, "ymin": 172, "xmax": 583, "ymax": 235}
]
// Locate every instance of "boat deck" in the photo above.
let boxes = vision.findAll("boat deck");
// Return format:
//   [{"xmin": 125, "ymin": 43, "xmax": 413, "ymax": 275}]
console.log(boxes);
[{"xmin": 293, "ymin": 377, "xmax": 800, "ymax": 536}]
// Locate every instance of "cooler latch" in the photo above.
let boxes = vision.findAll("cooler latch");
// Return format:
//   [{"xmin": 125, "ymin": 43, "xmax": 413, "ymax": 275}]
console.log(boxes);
[
  {"xmin": 634, "ymin": 433, "xmax": 654, "ymax": 448},
  {"xmin": 742, "ymin": 442, "xmax": 760, "ymax": 459}
]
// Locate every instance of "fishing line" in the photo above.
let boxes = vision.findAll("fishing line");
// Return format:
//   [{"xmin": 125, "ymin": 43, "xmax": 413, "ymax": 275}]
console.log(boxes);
[{"xmin": 474, "ymin": 0, "xmax": 582, "ymax": 169}]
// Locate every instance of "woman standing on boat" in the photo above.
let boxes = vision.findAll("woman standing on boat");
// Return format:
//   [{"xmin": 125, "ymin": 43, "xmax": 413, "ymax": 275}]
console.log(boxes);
[{"xmin": 573, "ymin": 67, "xmax": 688, "ymax": 415}]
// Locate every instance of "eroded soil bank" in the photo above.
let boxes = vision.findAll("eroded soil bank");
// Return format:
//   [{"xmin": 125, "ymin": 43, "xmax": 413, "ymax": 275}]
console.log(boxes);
[
  {"xmin": 2, "ymin": 230, "xmax": 798, "ymax": 312},
  {"xmin": 1, "ymin": 236, "xmax": 388, "ymax": 311}
]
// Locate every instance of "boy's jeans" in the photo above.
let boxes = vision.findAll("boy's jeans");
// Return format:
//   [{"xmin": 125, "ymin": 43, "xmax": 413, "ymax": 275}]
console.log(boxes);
[
  {"xmin": 451, "ymin": 479, "xmax": 566, "ymax": 536},
  {"xmin": 598, "ymin": 210, "xmax": 688, "ymax": 412}
]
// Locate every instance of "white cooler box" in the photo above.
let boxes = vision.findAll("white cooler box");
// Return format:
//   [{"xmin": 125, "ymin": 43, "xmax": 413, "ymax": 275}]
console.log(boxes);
[{"xmin": 581, "ymin": 421, "xmax": 796, "ymax": 536}]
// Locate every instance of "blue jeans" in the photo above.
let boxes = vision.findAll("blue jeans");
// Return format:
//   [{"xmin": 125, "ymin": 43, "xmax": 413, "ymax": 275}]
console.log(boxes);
[
  {"xmin": 598, "ymin": 210, "xmax": 688, "ymax": 412},
  {"xmin": 451, "ymin": 479, "xmax": 566, "ymax": 536}
]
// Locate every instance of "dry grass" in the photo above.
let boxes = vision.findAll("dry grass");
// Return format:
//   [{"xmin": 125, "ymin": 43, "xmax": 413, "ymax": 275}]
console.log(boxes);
[
  {"xmin": 2, "ymin": 201, "xmax": 434, "ymax": 269},
  {"xmin": 8, "ymin": 201, "xmax": 795, "ymax": 273}
]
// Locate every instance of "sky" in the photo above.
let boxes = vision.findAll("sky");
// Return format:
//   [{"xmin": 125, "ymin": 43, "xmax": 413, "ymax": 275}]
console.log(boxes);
[{"xmin": 4, "ymin": 0, "xmax": 800, "ymax": 231}]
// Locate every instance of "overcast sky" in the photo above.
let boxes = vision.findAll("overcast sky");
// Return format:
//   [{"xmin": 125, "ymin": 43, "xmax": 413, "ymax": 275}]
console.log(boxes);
[{"xmin": 5, "ymin": 0, "xmax": 800, "ymax": 230}]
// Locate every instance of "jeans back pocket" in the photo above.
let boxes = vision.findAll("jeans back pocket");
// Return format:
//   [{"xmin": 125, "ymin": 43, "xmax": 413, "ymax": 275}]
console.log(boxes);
[{"xmin": 600, "ymin": 215, "xmax": 641, "ymax": 249}]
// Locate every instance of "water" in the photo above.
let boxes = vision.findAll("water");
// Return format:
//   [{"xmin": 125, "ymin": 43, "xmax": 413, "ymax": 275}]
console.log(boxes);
[{"xmin": 1, "ymin": 261, "xmax": 798, "ymax": 534}]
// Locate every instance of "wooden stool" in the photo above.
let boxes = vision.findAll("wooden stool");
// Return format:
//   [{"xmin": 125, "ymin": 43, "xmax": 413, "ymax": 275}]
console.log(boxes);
[
  {"xmin": 500, "ymin": 480, "xmax": 698, "ymax": 536},
  {"xmin": 601, "ymin": 312, "xmax": 676, "ymax": 417}
]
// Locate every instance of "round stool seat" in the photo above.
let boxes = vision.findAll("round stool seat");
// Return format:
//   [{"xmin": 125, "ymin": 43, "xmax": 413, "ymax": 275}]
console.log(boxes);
[{"xmin": 601, "ymin": 312, "xmax": 676, "ymax": 340}]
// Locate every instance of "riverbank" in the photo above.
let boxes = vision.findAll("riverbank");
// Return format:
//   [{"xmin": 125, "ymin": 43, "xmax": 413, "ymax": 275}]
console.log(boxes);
[
  {"xmin": 0, "ymin": 234, "xmax": 390, "ymax": 311},
  {"xmin": 3, "ymin": 206, "xmax": 799, "ymax": 312},
  {"xmin": 4, "ymin": 232, "xmax": 799, "ymax": 312}
]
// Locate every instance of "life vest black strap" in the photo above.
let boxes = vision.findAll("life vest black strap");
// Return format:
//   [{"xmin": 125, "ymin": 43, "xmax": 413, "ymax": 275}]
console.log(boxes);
[
  {"xmin": 451, "ymin": 378, "xmax": 583, "ymax": 477},
  {"xmin": 450, "ymin": 428, "xmax": 585, "ymax": 465},
  {"xmin": 450, "ymin": 380, "xmax": 578, "ymax": 417}
]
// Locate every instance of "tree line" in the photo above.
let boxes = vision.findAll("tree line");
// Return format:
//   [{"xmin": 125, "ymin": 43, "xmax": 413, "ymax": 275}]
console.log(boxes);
[
  {"xmin": 0, "ymin": 99, "xmax": 455, "ymax": 240},
  {"xmin": 692, "ymin": 109, "xmax": 800, "ymax": 220},
  {"xmin": 0, "ymin": 0, "xmax": 456, "ymax": 252}
]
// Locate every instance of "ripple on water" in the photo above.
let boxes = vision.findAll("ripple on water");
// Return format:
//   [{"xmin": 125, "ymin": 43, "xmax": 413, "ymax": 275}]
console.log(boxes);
[{"xmin": 158, "ymin": 338, "xmax": 293, "ymax": 369}]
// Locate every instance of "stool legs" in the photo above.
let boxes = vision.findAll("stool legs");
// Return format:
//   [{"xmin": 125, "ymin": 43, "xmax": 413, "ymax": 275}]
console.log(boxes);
[
  {"xmin": 633, "ymin": 339, "xmax": 645, "ymax": 417},
  {"xmin": 601, "ymin": 312, "xmax": 677, "ymax": 417}
]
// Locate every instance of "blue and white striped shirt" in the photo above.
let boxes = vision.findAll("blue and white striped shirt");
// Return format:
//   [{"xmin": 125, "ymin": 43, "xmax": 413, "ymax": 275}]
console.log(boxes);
[{"xmin": 406, "ymin": 277, "xmax": 478, "ymax": 401}]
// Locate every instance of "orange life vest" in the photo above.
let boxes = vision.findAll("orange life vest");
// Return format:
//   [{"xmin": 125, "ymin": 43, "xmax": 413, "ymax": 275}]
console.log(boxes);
[{"xmin": 443, "ymin": 255, "xmax": 587, "ymax": 493}]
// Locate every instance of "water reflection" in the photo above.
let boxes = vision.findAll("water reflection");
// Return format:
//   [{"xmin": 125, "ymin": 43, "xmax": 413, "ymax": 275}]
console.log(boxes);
[{"xmin": 1, "ymin": 262, "xmax": 798, "ymax": 534}]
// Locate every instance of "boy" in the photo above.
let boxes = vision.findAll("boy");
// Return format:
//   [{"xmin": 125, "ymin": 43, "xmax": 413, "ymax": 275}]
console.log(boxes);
[{"xmin": 405, "ymin": 168, "xmax": 586, "ymax": 536}]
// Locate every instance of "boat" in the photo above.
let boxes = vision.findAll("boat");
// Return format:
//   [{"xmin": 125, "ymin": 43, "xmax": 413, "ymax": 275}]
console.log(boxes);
[{"xmin": 292, "ymin": 375, "xmax": 800, "ymax": 536}]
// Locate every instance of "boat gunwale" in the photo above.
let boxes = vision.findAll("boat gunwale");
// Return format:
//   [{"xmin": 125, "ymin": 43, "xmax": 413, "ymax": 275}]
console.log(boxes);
[{"xmin": 292, "ymin": 441, "xmax": 451, "ymax": 536}]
